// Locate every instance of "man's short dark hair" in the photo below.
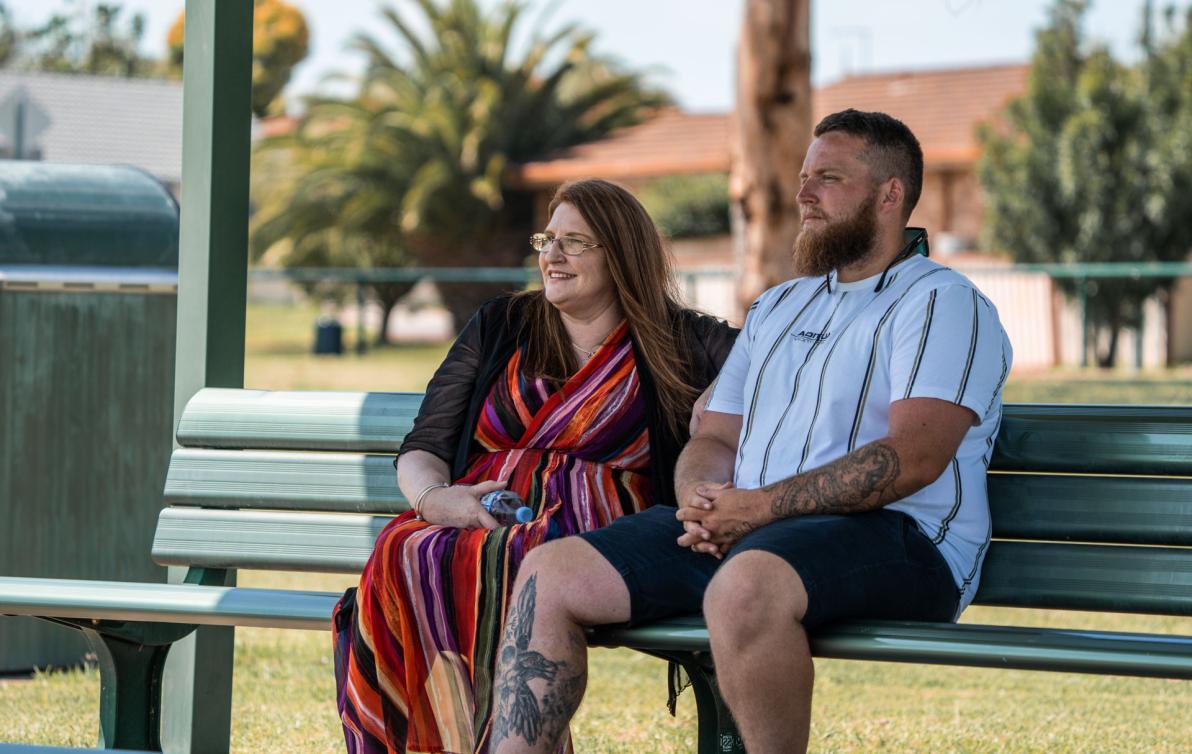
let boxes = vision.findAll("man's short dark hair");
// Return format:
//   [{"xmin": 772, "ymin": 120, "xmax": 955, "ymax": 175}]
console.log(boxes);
[{"xmin": 813, "ymin": 109, "xmax": 924, "ymax": 218}]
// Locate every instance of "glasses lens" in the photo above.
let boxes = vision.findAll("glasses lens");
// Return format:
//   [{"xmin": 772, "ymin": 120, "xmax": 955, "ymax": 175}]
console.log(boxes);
[
  {"xmin": 530, "ymin": 233, "xmax": 551, "ymax": 252},
  {"xmin": 557, "ymin": 237, "xmax": 583, "ymax": 255}
]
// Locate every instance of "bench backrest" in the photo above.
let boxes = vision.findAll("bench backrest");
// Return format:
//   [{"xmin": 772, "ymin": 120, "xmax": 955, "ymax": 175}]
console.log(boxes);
[{"xmin": 155, "ymin": 389, "xmax": 1192, "ymax": 617}]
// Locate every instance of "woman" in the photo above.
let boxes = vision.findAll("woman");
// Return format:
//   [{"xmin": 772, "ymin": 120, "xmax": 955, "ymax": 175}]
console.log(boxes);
[{"xmin": 333, "ymin": 179, "xmax": 737, "ymax": 753}]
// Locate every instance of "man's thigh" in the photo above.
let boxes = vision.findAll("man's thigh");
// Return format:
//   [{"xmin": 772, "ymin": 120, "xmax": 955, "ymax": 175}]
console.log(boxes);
[
  {"xmin": 578, "ymin": 506, "xmax": 722, "ymax": 626},
  {"xmin": 728, "ymin": 509, "xmax": 960, "ymax": 629}
]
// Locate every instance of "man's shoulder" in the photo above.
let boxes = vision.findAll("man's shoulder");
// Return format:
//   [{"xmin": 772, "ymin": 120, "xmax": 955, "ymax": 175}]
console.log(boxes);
[
  {"xmin": 896, "ymin": 258, "xmax": 992, "ymax": 302},
  {"xmin": 749, "ymin": 276, "xmax": 825, "ymax": 315}
]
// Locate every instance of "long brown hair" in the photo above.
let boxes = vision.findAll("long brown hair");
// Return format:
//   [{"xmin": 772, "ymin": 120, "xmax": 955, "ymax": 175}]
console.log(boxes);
[{"xmin": 515, "ymin": 178, "xmax": 699, "ymax": 439}]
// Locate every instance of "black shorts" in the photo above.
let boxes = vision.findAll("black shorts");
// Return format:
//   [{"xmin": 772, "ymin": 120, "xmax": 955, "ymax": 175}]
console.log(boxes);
[{"xmin": 579, "ymin": 505, "xmax": 960, "ymax": 629}]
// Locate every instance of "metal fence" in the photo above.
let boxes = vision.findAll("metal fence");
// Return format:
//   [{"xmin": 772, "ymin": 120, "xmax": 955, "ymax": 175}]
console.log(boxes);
[{"xmin": 247, "ymin": 262, "xmax": 1192, "ymax": 368}]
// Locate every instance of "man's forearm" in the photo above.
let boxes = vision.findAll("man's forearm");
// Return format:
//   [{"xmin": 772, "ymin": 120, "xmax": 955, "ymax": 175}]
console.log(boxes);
[
  {"xmin": 761, "ymin": 439, "xmax": 916, "ymax": 519},
  {"xmin": 674, "ymin": 435, "xmax": 736, "ymax": 498}
]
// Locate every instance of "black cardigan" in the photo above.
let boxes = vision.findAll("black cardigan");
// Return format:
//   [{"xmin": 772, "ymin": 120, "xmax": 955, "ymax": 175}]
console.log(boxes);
[{"xmin": 398, "ymin": 294, "xmax": 739, "ymax": 507}]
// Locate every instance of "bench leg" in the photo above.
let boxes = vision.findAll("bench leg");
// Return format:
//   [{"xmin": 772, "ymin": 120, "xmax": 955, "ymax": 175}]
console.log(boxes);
[
  {"xmin": 671, "ymin": 655, "xmax": 744, "ymax": 754},
  {"xmin": 81, "ymin": 627, "xmax": 171, "ymax": 751},
  {"xmin": 160, "ymin": 567, "xmax": 235, "ymax": 754}
]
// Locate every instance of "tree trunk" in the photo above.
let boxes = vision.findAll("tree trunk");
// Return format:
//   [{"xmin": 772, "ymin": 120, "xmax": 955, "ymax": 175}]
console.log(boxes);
[
  {"xmin": 730, "ymin": 0, "xmax": 812, "ymax": 317},
  {"xmin": 371, "ymin": 282, "xmax": 415, "ymax": 346}
]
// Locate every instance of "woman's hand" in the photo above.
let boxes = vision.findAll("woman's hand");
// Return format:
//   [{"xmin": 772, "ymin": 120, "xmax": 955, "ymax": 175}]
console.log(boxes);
[{"xmin": 419, "ymin": 479, "xmax": 506, "ymax": 529}]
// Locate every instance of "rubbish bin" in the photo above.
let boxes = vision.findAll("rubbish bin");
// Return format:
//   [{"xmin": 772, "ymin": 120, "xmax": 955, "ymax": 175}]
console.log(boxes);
[
  {"xmin": 0, "ymin": 161, "xmax": 179, "ymax": 671},
  {"xmin": 313, "ymin": 314, "xmax": 344, "ymax": 355}
]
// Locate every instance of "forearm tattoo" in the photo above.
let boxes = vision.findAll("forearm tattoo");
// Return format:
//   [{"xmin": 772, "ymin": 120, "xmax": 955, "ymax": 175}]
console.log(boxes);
[
  {"xmin": 765, "ymin": 441, "xmax": 904, "ymax": 519},
  {"xmin": 489, "ymin": 574, "xmax": 586, "ymax": 750}
]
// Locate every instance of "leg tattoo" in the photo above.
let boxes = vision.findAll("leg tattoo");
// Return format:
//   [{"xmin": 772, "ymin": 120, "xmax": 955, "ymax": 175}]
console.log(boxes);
[{"xmin": 489, "ymin": 574, "xmax": 586, "ymax": 750}]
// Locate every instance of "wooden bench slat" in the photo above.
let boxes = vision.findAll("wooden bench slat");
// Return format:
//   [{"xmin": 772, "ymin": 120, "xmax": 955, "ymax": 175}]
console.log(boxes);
[
  {"xmin": 590, "ymin": 615, "xmax": 1192, "ymax": 680},
  {"xmin": 152, "ymin": 508, "xmax": 391, "ymax": 573},
  {"xmin": 991, "ymin": 404, "xmax": 1192, "ymax": 475},
  {"xmin": 163, "ymin": 449, "xmax": 408, "ymax": 512},
  {"xmin": 0, "ymin": 746, "xmax": 146, "ymax": 753},
  {"xmin": 176, "ymin": 391, "xmax": 1192, "ymax": 478},
  {"xmin": 176, "ymin": 388, "xmax": 422, "ymax": 452},
  {"xmin": 4, "ymin": 577, "xmax": 1188, "ymax": 680},
  {"xmin": 974, "ymin": 541, "xmax": 1192, "ymax": 616},
  {"xmin": 988, "ymin": 474, "xmax": 1192, "ymax": 545},
  {"xmin": 0, "ymin": 576, "xmax": 336, "ymax": 631},
  {"xmin": 163, "ymin": 447, "xmax": 1191, "ymax": 546},
  {"xmin": 148, "ymin": 508, "xmax": 1192, "ymax": 620}
]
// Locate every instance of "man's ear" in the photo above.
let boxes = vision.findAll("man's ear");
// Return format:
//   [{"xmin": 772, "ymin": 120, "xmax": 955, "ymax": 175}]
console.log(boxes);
[{"xmin": 880, "ymin": 177, "xmax": 904, "ymax": 215}]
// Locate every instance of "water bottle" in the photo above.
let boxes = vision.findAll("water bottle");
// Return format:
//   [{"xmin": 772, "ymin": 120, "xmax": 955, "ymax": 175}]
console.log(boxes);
[{"xmin": 480, "ymin": 490, "xmax": 535, "ymax": 527}]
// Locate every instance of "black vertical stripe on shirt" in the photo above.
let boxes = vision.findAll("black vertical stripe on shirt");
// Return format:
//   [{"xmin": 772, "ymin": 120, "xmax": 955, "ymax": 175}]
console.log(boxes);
[
  {"xmin": 738, "ymin": 280, "xmax": 828, "ymax": 452},
  {"xmin": 759, "ymin": 293, "xmax": 849, "ymax": 484},
  {"xmin": 846, "ymin": 298, "xmax": 903, "ymax": 453},
  {"xmin": 932, "ymin": 458, "xmax": 963, "ymax": 545},
  {"xmin": 844, "ymin": 268, "xmax": 948, "ymax": 452},
  {"xmin": 795, "ymin": 295, "xmax": 880, "ymax": 474},
  {"xmin": 954, "ymin": 290, "xmax": 980, "ymax": 405},
  {"xmin": 985, "ymin": 313, "xmax": 1010, "ymax": 415},
  {"xmin": 961, "ymin": 518, "xmax": 993, "ymax": 594},
  {"xmin": 902, "ymin": 290, "xmax": 938, "ymax": 400}
]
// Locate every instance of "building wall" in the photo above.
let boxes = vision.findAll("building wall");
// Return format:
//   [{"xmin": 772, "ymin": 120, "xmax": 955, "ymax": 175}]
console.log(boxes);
[{"xmin": 909, "ymin": 168, "xmax": 986, "ymax": 249}]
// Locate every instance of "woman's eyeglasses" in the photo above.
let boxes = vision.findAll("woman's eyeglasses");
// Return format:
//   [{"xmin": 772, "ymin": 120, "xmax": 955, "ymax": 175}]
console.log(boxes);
[{"xmin": 530, "ymin": 233, "xmax": 602, "ymax": 256}]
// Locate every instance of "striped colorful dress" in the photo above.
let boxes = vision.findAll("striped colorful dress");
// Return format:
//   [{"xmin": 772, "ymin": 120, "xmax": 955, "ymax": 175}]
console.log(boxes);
[{"xmin": 334, "ymin": 321, "xmax": 650, "ymax": 753}]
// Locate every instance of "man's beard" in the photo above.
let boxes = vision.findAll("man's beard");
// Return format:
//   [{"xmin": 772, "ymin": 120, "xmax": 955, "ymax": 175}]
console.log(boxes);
[{"xmin": 792, "ymin": 191, "xmax": 880, "ymax": 278}]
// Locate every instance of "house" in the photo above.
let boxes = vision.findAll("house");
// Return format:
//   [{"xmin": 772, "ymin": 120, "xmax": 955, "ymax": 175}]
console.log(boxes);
[
  {"xmin": 0, "ymin": 71, "xmax": 184, "ymax": 195},
  {"xmin": 509, "ymin": 63, "xmax": 1030, "ymax": 253}
]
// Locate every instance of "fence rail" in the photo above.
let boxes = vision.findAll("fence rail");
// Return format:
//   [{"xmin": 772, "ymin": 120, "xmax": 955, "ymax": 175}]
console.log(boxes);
[{"xmin": 249, "ymin": 263, "xmax": 1192, "ymax": 368}]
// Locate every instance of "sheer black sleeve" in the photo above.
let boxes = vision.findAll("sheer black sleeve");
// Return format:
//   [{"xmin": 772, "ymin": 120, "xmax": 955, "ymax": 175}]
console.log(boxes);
[
  {"xmin": 682, "ymin": 310, "xmax": 740, "ymax": 387},
  {"xmin": 397, "ymin": 305, "xmax": 488, "ymax": 464}
]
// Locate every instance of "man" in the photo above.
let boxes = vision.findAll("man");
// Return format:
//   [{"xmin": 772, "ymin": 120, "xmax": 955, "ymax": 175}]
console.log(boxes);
[{"xmin": 479, "ymin": 109, "xmax": 1013, "ymax": 753}]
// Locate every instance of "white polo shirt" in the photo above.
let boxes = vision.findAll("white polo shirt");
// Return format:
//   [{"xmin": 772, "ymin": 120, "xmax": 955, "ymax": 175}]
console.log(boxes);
[{"xmin": 707, "ymin": 254, "xmax": 1013, "ymax": 611}]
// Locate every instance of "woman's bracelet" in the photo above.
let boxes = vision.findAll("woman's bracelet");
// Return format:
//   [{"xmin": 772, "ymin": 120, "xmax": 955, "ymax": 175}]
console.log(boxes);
[{"xmin": 413, "ymin": 482, "xmax": 450, "ymax": 520}]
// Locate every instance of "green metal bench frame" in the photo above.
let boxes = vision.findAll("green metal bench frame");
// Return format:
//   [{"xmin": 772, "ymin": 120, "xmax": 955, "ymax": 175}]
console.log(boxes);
[{"xmin": 2, "ymin": 389, "xmax": 1190, "ymax": 752}]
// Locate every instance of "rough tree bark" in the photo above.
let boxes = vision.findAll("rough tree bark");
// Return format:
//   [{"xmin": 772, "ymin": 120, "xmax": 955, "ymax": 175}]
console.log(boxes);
[{"xmin": 730, "ymin": 0, "xmax": 812, "ymax": 317}]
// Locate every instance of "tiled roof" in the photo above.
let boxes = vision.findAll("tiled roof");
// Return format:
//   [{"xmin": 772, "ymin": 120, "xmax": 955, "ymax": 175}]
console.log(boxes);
[
  {"xmin": 814, "ymin": 63, "xmax": 1028, "ymax": 166},
  {"xmin": 510, "ymin": 109, "xmax": 731, "ymax": 187},
  {"xmin": 0, "ymin": 70, "xmax": 182, "ymax": 185},
  {"xmin": 511, "ymin": 63, "xmax": 1028, "ymax": 186}
]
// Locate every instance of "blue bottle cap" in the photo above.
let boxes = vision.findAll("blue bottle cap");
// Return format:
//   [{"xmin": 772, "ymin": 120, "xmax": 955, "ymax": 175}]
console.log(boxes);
[{"xmin": 515, "ymin": 506, "xmax": 535, "ymax": 524}]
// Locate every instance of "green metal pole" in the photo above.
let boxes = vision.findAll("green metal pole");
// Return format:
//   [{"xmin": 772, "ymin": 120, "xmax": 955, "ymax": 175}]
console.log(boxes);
[
  {"xmin": 1079, "ymin": 278, "xmax": 1089, "ymax": 369},
  {"xmin": 162, "ymin": 2, "xmax": 253, "ymax": 753}
]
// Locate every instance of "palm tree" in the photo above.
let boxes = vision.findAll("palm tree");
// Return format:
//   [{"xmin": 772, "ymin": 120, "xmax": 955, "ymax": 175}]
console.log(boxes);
[{"xmin": 251, "ymin": 0, "xmax": 669, "ymax": 336}]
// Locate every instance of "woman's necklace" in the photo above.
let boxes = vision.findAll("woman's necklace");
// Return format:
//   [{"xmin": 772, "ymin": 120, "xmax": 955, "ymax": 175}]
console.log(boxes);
[
  {"xmin": 570, "ymin": 341, "xmax": 598, "ymax": 360},
  {"xmin": 569, "ymin": 324, "xmax": 617, "ymax": 361}
]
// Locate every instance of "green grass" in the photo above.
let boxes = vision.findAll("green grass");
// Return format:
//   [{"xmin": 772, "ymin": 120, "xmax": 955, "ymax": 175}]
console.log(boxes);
[{"xmin": 2, "ymin": 302, "xmax": 1190, "ymax": 751}]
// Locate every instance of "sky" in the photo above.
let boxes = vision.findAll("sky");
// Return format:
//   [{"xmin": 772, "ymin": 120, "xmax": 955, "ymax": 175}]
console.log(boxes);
[{"xmin": 5, "ymin": 0, "xmax": 1169, "ymax": 112}]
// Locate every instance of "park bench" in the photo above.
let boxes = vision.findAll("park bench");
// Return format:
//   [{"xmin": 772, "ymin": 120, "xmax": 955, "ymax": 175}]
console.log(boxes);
[{"xmin": 2, "ymin": 387, "xmax": 1190, "ymax": 753}]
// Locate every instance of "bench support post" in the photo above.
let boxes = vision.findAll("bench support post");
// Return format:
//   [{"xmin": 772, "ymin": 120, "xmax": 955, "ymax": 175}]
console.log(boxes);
[
  {"xmin": 662, "ymin": 653, "xmax": 744, "ymax": 754},
  {"xmin": 83, "ymin": 628, "xmax": 172, "ymax": 751},
  {"xmin": 169, "ymin": 0, "xmax": 253, "ymax": 746},
  {"xmin": 161, "ymin": 568, "xmax": 236, "ymax": 754}
]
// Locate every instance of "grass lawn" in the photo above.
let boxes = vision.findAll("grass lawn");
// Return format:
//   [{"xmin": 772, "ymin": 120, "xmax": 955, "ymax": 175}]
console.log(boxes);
[{"xmin": 2, "ymin": 301, "xmax": 1189, "ymax": 751}]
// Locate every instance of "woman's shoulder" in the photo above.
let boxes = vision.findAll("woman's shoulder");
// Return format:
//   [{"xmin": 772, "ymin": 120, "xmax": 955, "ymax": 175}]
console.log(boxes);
[
  {"xmin": 470, "ymin": 292, "xmax": 536, "ymax": 327},
  {"xmin": 675, "ymin": 306, "xmax": 740, "ymax": 339}
]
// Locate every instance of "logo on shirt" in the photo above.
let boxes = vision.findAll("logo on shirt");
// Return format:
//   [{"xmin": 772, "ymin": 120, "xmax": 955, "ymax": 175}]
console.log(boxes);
[{"xmin": 793, "ymin": 329, "xmax": 830, "ymax": 343}]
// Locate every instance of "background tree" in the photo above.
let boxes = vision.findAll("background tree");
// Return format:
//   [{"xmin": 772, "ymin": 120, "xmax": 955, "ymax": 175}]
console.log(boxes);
[
  {"xmin": 17, "ymin": 1, "xmax": 153, "ymax": 77},
  {"xmin": 730, "ymin": 0, "xmax": 812, "ymax": 316},
  {"xmin": 167, "ymin": 0, "xmax": 310, "ymax": 118},
  {"xmin": 638, "ymin": 174, "xmax": 732, "ymax": 240},
  {"xmin": 978, "ymin": 0, "xmax": 1192, "ymax": 367},
  {"xmin": 251, "ymin": 0, "xmax": 668, "ymax": 335},
  {"xmin": 0, "ymin": 3, "xmax": 16, "ymax": 67}
]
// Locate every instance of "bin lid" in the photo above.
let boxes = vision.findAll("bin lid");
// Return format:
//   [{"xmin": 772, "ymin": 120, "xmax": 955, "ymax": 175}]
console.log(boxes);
[
  {"xmin": 0, "ymin": 264, "xmax": 176, "ymax": 293},
  {"xmin": 0, "ymin": 161, "xmax": 178, "ymax": 267}
]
